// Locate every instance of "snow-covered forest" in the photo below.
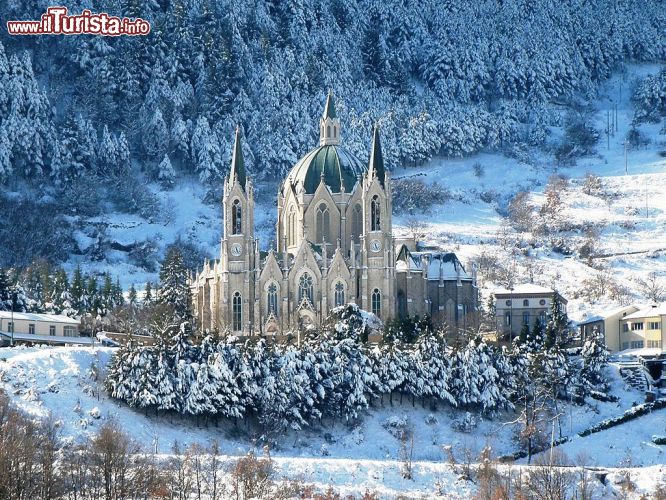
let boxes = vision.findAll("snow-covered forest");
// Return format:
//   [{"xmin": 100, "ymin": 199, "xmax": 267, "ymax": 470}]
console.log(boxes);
[
  {"xmin": 1, "ymin": 0, "xmax": 665, "ymax": 268},
  {"xmin": 106, "ymin": 302, "xmax": 609, "ymax": 456}
]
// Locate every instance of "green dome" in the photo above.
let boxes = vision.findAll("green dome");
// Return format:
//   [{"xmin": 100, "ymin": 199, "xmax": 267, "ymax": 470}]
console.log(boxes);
[{"xmin": 285, "ymin": 145, "xmax": 366, "ymax": 194}]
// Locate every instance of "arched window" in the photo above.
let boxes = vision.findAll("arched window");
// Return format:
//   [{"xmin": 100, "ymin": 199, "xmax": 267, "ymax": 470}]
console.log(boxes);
[
  {"xmin": 288, "ymin": 206, "xmax": 296, "ymax": 246},
  {"xmin": 327, "ymin": 125, "xmax": 331, "ymax": 138},
  {"xmin": 523, "ymin": 312, "xmax": 530, "ymax": 325},
  {"xmin": 315, "ymin": 203, "xmax": 330, "ymax": 243},
  {"xmin": 371, "ymin": 288, "xmax": 381, "ymax": 316},
  {"xmin": 371, "ymin": 195, "xmax": 381, "ymax": 231},
  {"xmin": 232, "ymin": 291, "xmax": 242, "ymax": 331},
  {"xmin": 522, "ymin": 299, "xmax": 529, "ymax": 307},
  {"xmin": 232, "ymin": 199, "xmax": 242, "ymax": 235},
  {"xmin": 267, "ymin": 282, "xmax": 278, "ymax": 316},
  {"xmin": 334, "ymin": 282, "xmax": 345, "ymax": 307},
  {"xmin": 298, "ymin": 273, "xmax": 314, "ymax": 304},
  {"xmin": 334, "ymin": 125, "xmax": 337, "ymax": 138},
  {"xmin": 397, "ymin": 290, "xmax": 407, "ymax": 317},
  {"xmin": 352, "ymin": 203, "xmax": 362, "ymax": 243}
]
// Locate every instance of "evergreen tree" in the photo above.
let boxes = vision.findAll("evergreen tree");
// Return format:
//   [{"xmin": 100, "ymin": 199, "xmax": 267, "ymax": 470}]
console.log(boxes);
[
  {"xmin": 158, "ymin": 247, "xmax": 190, "ymax": 319},
  {"xmin": 157, "ymin": 153, "xmax": 176, "ymax": 188},
  {"xmin": 580, "ymin": 326, "xmax": 609, "ymax": 388}
]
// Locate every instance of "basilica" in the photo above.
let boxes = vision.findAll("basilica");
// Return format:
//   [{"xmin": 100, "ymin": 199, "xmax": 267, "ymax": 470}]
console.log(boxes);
[{"xmin": 189, "ymin": 94, "xmax": 478, "ymax": 336}]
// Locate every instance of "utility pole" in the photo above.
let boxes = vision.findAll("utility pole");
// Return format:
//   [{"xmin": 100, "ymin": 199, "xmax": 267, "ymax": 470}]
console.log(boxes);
[{"xmin": 623, "ymin": 141, "xmax": 628, "ymax": 175}]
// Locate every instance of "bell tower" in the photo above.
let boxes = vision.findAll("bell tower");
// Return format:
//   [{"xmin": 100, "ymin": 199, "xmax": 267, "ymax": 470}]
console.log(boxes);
[
  {"xmin": 360, "ymin": 123, "xmax": 395, "ymax": 321},
  {"xmin": 319, "ymin": 90, "xmax": 341, "ymax": 146},
  {"xmin": 220, "ymin": 126, "xmax": 256, "ymax": 334}
]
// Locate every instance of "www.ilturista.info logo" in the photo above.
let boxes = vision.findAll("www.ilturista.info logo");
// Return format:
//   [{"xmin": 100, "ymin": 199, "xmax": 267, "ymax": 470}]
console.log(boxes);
[{"xmin": 7, "ymin": 7, "xmax": 150, "ymax": 36}]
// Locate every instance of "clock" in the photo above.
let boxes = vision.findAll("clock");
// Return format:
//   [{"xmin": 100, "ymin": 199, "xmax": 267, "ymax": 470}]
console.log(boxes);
[
  {"xmin": 230, "ymin": 243, "xmax": 243, "ymax": 256},
  {"xmin": 370, "ymin": 239, "xmax": 382, "ymax": 253}
]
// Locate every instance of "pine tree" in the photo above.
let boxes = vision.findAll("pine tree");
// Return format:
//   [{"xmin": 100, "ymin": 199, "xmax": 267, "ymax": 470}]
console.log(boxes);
[
  {"xmin": 545, "ymin": 293, "xmax": 569, "ymax": 349},
  {"xmin": 158, "ymin": 247, "xmax": 191, "ymax": 319},
  {"xmin": 142, "ymin": 107, "xmax": 169, "ymax": 161},
  {"xmin": 157, "ymin": 153, "xmax": 176, "ymax": 188},
  {"xmin": 144, "ymin": 281, "xmax": 153, "ymax": 304},
  {"xmin": 128, "ymin": 284, "xmax": 138, "ymax": 307},
  {"xmin": 580, "ymin": 326, "xmax": 609, "ymax": 388}
]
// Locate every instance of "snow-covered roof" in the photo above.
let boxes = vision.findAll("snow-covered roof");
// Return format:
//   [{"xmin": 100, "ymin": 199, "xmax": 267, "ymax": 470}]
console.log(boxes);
[
  {"xmin": 623, "ymin": 304, "xmax": 666, "ymax": 320},
  {"xmin": 492, "ymin": 283, "xmax": 555, "ymax": 296},
  {"xmin": 577, "ymin": 305, "xmax": 640, "ymax": 325},
  {"xmin": 395, "ymin": 245, "xmax": 471, "ymax": 280},
  {"xmin": 0, "ymin": 311, "xmax": 79, "ymax": 324},
  {"xmin": 0, "ymin": 331, "xmax": 91, "ymax": 345}
]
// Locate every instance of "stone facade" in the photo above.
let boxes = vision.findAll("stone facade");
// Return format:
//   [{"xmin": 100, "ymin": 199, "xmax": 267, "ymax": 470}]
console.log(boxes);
[{"xmin": 190, "ymin": 94, "xmax": 478, "ymax": 335}]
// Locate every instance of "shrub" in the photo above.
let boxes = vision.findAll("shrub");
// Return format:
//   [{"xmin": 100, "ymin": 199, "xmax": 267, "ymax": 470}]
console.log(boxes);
[{"xmin": 391, "ymin": 178, "xmax": 450, "ymax": 214}]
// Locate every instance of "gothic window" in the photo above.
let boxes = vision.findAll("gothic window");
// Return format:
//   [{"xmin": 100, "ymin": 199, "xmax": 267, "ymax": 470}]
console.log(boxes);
[
  {"xmin": 334, "ymin": 281, "xmax": 345, "ymax": 307},
  {"xmin": 327, "ymin": 125, "xmax": 331, "ymax": 138},
  {"xmin": 352, "ymin": 203, "xmax": 362, "ymax": 243},
  {"xmin": 288, "ymin": 206, "xmax": 296, "ymax": 246},
  {"xmin": 371, "ymin": 195, "xmax": 381, "ymax": 231},
  {"xmin": 397, "ymin": 290, "xmax": 407, "ymax": 317},
  {"xmin": 371, "ymin": 288, "xmax": 381, "ymax": 316},
  {"xmin": 298, "ymin": 273, "xmax": 314, "ymax": 304},
  {"xmin": 232, "ymin": 199, "xmax": 242, "ymax": 235},
  {"xmin": 267, "ymin": 282, "xmax": 278, "ymax": 316},
  {"xmin": 315, "ymin": 203, "xmax": 330, "ymax": 243},
  {"xmin": 232, "ymin": 291, "xmax": 242, "ymax": 331}
]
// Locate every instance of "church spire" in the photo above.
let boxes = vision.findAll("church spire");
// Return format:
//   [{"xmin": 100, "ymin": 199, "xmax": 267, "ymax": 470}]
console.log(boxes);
[
  {"xmin": 319, "ymin": 91, "xmax": 341, "ymax": 146},
  {"xmin": 229, "ymin": 125, "xmax": 246, "ymax": 190},
  {"xmin": 323, "ymin": 90, "xmax": 337, "ymax": 119},
  {"xmin": 368, "ymin": 123, "xmax": 385, "ymax": 186}
]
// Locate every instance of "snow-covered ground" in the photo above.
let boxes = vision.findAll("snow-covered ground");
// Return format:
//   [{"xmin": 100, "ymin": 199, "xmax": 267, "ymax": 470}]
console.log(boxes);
[{"xmin": 1, "ymin": 345, "xmax": 664, "ymax": 497}]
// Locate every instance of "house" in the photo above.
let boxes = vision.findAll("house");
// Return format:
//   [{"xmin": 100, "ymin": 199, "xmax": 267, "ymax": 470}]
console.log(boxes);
[
  {"xmin": 0, "ymin": 311, "xmax": 91, "ymax": 346},
  {"xmin": 618, "ymin": 304, "xmax": 666, "ymax": 352},
  {"xmin": 577, "ymin": 305, "xmax": 640, "ymax": 352},
  {"xmin": 492, "ymin": 284, "xmax": 567, "ymax": 340},
  {"xmin": 189, "ymin": 93, "xmax": 477, "ymax": 335}
]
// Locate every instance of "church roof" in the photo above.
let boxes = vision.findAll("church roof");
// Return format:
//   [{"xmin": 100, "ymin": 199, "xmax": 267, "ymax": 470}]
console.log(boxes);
[
  {"xmin": 229, "ymin": 125, "xmax": 246, "ymax": 189},
  {"xmin": 396, "ymin": 245, "xmax": 471, "ymax": 280},
  {"xmin": 285, "ymin": 144, "xmax": 366, "ymax": 194},
  {"xmin": 368, "ymin": 123, "xmax": 385, "ymax": 186},
  {"xmin": 323, "ymin": 90, "xmax": 337, "ymax": 119}
]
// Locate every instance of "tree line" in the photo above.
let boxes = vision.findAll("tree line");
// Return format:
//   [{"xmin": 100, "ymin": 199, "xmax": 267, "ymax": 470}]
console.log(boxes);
[{"xmin": 106, "ymin": 296, "xmax": 609, "ymax": 458}]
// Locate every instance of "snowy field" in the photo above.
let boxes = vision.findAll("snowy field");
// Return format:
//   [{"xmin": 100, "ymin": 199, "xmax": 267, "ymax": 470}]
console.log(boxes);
[{"xmin": 1, "ymin": 345, "xmax": 664, "ymax": 497}]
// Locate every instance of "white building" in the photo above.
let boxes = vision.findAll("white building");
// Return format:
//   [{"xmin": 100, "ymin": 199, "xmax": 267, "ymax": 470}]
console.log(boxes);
[
  {"xmin": 492, "ymin": 284, "xmax": 567, "ymax": 339},
  {"xmin": 0, "ymin": 311, "xmax": 91, "ymax": 346}
]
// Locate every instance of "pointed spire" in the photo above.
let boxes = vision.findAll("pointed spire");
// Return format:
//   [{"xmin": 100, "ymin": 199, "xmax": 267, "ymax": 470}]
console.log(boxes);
[
  {"xmin": 368, "ymin": 123, "xmax": 385, "ymax": 186},
  {"xmin": 320, "ymin": 91, "xmax": 341, "ymax": 146},
  {"xmin": 229, "ymin": 125, "xmax": 246, "ymax": 190},
  {"xmin": 323, "ymin": 89, "xmax": 337, "ymax": 119}
]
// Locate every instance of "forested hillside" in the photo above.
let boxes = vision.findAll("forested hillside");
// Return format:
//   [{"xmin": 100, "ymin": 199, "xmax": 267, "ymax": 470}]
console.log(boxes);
[{"xmin": 0, "ymin": 0, "xmax": 665, "ymax": 268}]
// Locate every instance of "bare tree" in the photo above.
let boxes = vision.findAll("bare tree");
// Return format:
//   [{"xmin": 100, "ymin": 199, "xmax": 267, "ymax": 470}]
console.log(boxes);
[
  {"xmin": 637, "ymin": 272, "xmax": 664, "ymax": 303},
  {"xmin": 404, "ymin": 217, "xmax": 430, "ymax": 245},
  {"xmin": 507, "ymin": 191, "xmax": 534, "ymax": 232}
]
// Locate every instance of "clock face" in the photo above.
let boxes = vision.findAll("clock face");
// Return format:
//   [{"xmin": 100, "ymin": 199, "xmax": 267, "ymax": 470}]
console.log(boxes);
[
  {"xmin": 370, "ymin": 239, "xmax": 382, "ymax": 253},
  {"xmin": 230, "ymin": 243, "xmax": 243, "ymax": 256}
]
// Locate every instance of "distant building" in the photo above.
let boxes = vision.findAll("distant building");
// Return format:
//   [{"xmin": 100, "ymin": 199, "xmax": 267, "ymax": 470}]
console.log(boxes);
[
  {"xmin": 618, "ymin": 304, "xmax": 666, "ymax": 352},
  {"xmin": 0, "ymin": 311, "xmax": 88, "ymax": 346},
  {"xmin": 577, "ymin": 305, "xmax": 640, "ymax": 352},
  {"xmin": 492, "ymin": 284, "xmax": 567, "ymax": 339}
]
